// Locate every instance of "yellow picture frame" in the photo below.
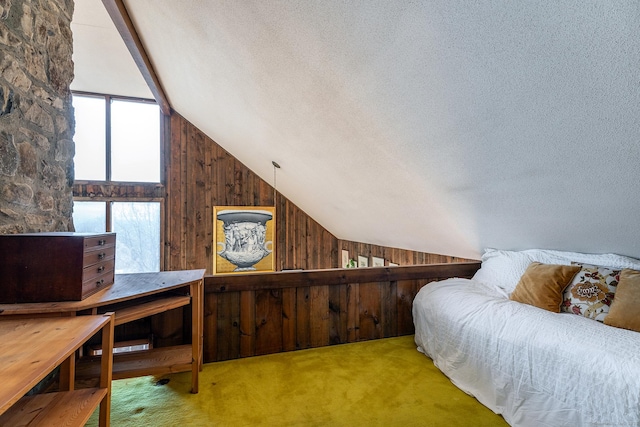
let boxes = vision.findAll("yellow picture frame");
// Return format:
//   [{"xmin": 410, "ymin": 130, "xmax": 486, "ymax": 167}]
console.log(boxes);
[{"xmin": 213, "ymin": 206, "xmax": 276, "ymax": 274}]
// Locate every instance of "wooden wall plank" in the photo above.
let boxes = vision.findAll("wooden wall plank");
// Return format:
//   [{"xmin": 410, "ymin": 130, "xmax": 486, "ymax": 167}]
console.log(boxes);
[
  {"xmin": 328, "ymin": 284, "xmax": 347, "ymax": 344},
  {"xmin": 203, "ymin": 292, "xmax": 218, "ymax": 362},
  {"xmin": 286, "ymin": 200, "xmax": 296, "ymax": 269},
  {"xmin": 309, "ymin": 285, "xmax": 329, "ymax": 347},
  {"xmin": 296, "ymin": 286, "xmax": 311, "ymax": 350},
  {"xmin": 346, "ymin": 282, "xmax": 360, "ymax": 343},
  {"xmin": 203, "ymin": 130, "xmax": 213, "ymax": 273},
  {"xmin": 382, "ymin": 280, "xmax": 397, "ymax": 337},
  {"xmin": 255, "ymin": 289, "xmax": 283, "ymax": 356},
  {"xmin": 276, "ymin": 194, "xmax": 287, "ymax": 272},
  {"xmin": 281, "ymin": 288, "xmax": 297, "ymax": 351},
  {"xmin": 185, "ymin": 121, "xmax": 198, "ymax": 270},
  {"xmin": 191, "ymin": 129, "xmax": 208, "ymax": 271},
  {"xmin": 358, "ymin": 282, "xmax": 382, "ymax": 341},
  {"xmin": 167, "ymin": 114, "xmax": 183, "ymax": 270},
  {"xmin": 216, "ymin": 292, "xmax": 240, "ymax": 360},
  {"xmin": 239, "ymin": 290, "xmax": 255, "ymax": 358},
  {"xmin": 396, "ymin": 280, "xmax": 416, "ymax": 336},
  {"xmin": 296, "ymin": 208, "xmax": 307, "ymax": 269},
  {"xmin": 178, "ymin": 115, "xmax": 188, "ymax": 269}
]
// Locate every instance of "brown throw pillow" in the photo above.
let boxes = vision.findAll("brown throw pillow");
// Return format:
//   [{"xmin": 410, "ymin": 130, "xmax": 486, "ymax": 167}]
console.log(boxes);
[
  {"xmin": 604, "ymin": 269, "xmax": 640, "ymax": 332},
  {"xmin": 510, "ymin": 262, "xmax": 581, "ymax": 312}
]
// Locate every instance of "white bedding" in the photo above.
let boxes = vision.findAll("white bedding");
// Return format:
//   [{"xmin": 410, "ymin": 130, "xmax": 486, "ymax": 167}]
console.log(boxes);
[{"xmin": 413, "ymin": 278, "xmax": 640, "ymax": 427}]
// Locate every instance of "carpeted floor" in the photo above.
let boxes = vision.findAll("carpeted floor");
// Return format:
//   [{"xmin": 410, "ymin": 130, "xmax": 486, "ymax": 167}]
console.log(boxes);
[{"xmin": 87, "ymin": 335, "xmax": 508, "ymax": 426}]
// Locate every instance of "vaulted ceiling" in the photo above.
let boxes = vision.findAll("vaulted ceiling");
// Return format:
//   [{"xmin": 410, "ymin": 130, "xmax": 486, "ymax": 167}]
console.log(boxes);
[{"xmin": 71, "ymin": 0, "xmax": 640, "ymax": 261}]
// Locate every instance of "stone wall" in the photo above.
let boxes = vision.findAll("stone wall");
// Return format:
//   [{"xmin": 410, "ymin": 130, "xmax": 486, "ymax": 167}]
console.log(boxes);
[{"xmin": 0, "ymin": 0, "xmax": 75, "ymax": 234}]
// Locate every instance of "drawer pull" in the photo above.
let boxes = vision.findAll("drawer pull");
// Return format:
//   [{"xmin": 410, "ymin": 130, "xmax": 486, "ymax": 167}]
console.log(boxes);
[
  {"xmin": 96, "ymin": 279, "xmax": 104, "ymax": 286},
  {"xmin": 97, "ymin": 266, "xmax": 105, "ymax": 273},
  {"xmin": 98, "ymin": 239, "xmax": 106, "ymax": 246},
  {"xmin": 98, "ymin": 253, "xmax": 106, "ymax": 260}
]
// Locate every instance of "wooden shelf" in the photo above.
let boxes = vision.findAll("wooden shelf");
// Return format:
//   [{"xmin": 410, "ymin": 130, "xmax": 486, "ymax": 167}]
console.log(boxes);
[
  {"xmin": 0, "ymin": 388, "xmax": 106, "ymax": 426},
  {"xmin": 0, "ymin": 314, "xmax": 114, "ymax": 426},
  {"xmin": 112, "ymin": 295, "xmax": 191, "ymax": 325},
  {"xmin": 77, "ymin": 344, "xmax": 193, "ymax": 382}
]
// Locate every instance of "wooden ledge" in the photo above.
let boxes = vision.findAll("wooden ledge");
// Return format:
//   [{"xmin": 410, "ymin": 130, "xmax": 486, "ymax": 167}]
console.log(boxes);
[{"xmin": 205, "ymin": 262, "xmax": 481, "ymax": 292}]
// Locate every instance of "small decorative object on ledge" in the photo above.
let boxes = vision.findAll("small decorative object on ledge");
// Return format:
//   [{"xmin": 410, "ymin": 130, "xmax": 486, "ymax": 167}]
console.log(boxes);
[
  {"xmin": 341, "ymin": 249, "xmax": 350, "ymax": 268},
  {"xmin": 213, "ymin": 206, "xmax": 276, "ymax": 274},
  {"xmin": 0, "ymin": 232, "xmax": 116, "ymax": 303},
  {"xmin": 358, "ymin": 255, "xmax": 369, "ymax": 268},
  {"xmin": 372, "ymin": 256, "xmax": 385, "ymax": 267}
]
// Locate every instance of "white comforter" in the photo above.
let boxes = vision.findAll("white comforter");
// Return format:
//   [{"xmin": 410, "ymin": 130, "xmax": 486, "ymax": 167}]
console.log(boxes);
[{"xmin": 413, "ymin": 278, "xmax": 640, "ymax": 427}]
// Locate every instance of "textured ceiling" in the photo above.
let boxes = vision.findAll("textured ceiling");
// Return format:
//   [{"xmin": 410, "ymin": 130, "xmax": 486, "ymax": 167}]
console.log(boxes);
[
  {"xmin": 72, "ymin": 1, "xmax": 640, "ymax": 260},
  {"xmin": 71, "ymin": 0, "xmax": 151, "ymax": 98}
]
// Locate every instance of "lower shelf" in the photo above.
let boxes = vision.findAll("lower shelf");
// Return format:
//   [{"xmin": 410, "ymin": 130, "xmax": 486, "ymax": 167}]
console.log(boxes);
[
  {"xmin": 0, "ymin": 388, "xmax": 106, "ymax": 426},
  {"xmin": 77, "ymin": 344, "xmax": 193, "ymax": 384}
]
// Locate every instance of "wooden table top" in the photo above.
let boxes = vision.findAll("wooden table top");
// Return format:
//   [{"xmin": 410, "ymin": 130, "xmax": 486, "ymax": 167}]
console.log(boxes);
[{"xmin": 0, "ymin": 269, "xmax": 205, "ymax": 315}]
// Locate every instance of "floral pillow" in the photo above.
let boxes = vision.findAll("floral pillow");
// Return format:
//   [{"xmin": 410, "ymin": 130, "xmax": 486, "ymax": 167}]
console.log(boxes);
[{"xmin": 561, "ymin": 263, "xmax": 620, "ymax": 322}]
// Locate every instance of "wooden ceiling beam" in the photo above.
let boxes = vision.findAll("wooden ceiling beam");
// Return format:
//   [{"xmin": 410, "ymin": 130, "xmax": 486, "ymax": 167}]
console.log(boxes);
[{"xmin": 101, "ymin": 0, "xmax": 171, "ymax": 115}]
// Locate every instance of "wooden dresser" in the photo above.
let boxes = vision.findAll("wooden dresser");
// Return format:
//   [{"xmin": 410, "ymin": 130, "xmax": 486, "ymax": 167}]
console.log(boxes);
[
  {"xmin": 0, "ymin": 232, "xmax": 116, "ymax": 303},
  {"xmin": 0, "ymin": 313, "xmax": 114, "ymax": 426}
]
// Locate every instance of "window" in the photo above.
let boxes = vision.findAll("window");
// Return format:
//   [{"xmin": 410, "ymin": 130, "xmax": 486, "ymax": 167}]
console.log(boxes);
[
  {"xmin": 73, "ymin": 94, "xmax": 160, "ymax": 182},
  {"xmin": 72, "ymin": 93, "xmax": 163, "ymax": 273},
  {"xmin": 111, "ymin": 99, "xmax": 161, "ymax": 182},
  {"xmin": 74, "ymin": 201, "xmax": 161, "ymax": 274},
  {"xmin": 73, "ymin": 96, "xmax": 106, "ymax": 180}
]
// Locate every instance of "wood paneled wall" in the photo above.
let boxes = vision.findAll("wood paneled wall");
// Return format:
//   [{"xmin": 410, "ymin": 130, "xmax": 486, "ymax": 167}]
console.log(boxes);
[{"xmin": 204, "ymin": 262, "xmax": 481, "ymax": 362}]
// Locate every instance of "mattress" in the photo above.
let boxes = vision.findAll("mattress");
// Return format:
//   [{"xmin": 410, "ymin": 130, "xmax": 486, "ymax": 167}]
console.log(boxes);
[{"xmin": 413, "ymin": 278, "xmax": 640, "ymax": 427}]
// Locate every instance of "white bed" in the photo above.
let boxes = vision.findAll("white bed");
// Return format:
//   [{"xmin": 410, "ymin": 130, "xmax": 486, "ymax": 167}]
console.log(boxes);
[{"xmin": 413, "ymin": 248, "xmax": 640, "ymax": 427}]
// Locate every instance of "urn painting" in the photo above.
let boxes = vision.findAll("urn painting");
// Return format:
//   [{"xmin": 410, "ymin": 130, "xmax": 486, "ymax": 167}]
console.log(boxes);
[{"xmin": 213, "ymin": 206, "xmax": 276, "ymax": 274}]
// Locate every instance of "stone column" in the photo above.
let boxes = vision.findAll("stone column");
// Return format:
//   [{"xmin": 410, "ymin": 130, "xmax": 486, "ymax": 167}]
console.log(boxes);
[{"xmin": 0, "ymin": 0, "xmax": 75, "ymax": 233}]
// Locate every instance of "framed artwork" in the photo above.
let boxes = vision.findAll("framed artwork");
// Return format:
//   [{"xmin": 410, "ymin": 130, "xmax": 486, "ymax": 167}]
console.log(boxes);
[
  {"xmin": 372, "ymin": 256, "xmax": 385, "ymax": 267},
  {"xmin": 358, "ymin": 255, "xmax": 369, "ymax": 268},
  {"xmin": 213, "ymin": 206, "xmax": 276, "ymax": 274},
  {"xmin": 341, "ymin": 250, "xmax": 350, "ymax": 268}
]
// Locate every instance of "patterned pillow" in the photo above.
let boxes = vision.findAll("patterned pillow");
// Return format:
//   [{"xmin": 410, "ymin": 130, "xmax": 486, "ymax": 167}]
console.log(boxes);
[{"xmin": 561, "ymin": 263, "xmax": 620, "ymax": 322}]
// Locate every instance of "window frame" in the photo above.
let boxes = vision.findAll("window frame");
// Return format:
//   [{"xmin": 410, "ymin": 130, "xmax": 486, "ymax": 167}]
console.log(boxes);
[
  {"xmin": 71, "ymin": 91, "xmax": 164, "ymax": 185},
  {"xmin": 71, "ymin": 91, "xmax": 166, "ymax": 271}
]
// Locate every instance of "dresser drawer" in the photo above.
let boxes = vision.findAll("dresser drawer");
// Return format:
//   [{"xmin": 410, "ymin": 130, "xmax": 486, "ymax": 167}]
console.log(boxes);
[
  {"xmin": 83, "ymin": 245, "xmax": 116, "ymax": 267},
  {"xmin": 82, "ymin": 259, "xmax": 116, "ymax": 283},
  {"xmin": 0, "ymin": 232, "xmax": 116, "ymax": 303},
  {"xmin": 84, "ymin": 234, "xmax": 116, "ymax": 252},
  {"xmin": 82, "ymin": 269, "xmax": 115, "ymax": 298}
]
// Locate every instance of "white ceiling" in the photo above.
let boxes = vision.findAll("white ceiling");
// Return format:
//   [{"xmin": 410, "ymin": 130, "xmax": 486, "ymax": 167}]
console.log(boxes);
[
  {"xmin": 71, "ymin": 0, "xmax": 640, "ymax": 261},
  {"xmin": 71, "ymin": 0, "xmax": 151, "ymax": 98}
]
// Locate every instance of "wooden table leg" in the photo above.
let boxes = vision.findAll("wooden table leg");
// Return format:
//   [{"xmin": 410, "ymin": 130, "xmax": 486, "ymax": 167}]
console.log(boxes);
[
  {"xmin": 58, "ymin": 354, "xmax": 75, "ymax": 391},
  {"xmin": 99, "ymin": 313, "xmax": 114, "ymax": 427},
  {"xmin": 190, "ymin": 279, "xmax": 202, "ymax": 393}
]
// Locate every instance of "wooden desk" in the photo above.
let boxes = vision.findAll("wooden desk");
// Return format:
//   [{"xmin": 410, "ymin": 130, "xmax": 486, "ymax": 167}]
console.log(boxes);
[
  {"xmin": 0, "ymin": 270, "xmax": 205, "ymax": 394},
  {"xmin": 0, "ymin": 313, "xmax": 114, "ymax": 426}
]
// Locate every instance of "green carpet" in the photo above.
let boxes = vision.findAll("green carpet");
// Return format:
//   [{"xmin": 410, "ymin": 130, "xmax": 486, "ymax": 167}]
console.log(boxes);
[{"xmin": 87, "ymin": 336, "xmax": 507, "ymax": 426}]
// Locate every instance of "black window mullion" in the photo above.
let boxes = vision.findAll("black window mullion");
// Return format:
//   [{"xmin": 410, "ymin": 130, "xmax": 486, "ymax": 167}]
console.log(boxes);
[{"xmin": 105, "ymin": 95, "xmax": 112, "ymax": 182}]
